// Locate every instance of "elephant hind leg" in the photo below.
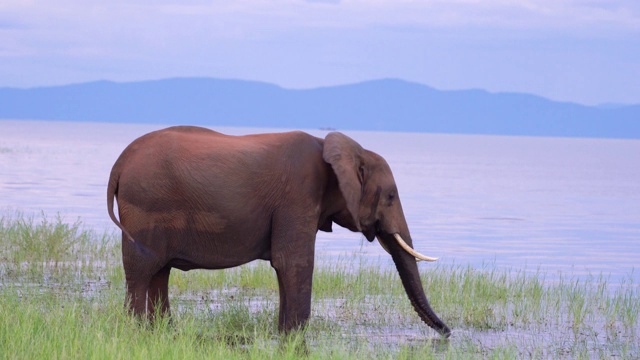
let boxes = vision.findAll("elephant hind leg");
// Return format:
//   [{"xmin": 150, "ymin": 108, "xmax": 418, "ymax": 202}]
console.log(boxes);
[
  {"xmin": 122, "ymin": 236, "xmax": 165, "ymax": 320},
  {"xmin": 148, "ymin": 266, "xmax": 172, "ymax": 320},
  {"xmin": 124, "ymin": 274, "xmax": 152, "ymax": 317}
]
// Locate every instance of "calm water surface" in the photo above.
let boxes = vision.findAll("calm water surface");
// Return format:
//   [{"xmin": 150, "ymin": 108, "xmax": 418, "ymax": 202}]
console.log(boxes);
[{"xmin": 1, "ymin": 120, "xmax": 639, "ymax": 284}]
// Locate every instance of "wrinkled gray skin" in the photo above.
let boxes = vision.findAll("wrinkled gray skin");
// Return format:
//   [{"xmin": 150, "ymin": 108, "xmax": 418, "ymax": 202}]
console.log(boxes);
[{"xmin": 107, "ymin": 126, "xmax": 450, "ymax": 337}]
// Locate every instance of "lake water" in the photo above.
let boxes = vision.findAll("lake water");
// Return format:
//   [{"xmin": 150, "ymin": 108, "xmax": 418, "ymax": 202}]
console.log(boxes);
[{"xmin": 1, "ymin": 119, "xmax": 639, "ymax": 285}]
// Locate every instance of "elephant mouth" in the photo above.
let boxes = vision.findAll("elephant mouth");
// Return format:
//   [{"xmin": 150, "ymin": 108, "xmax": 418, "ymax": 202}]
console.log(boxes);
[
  {"xmin": 362, "ymin": 222, "xmax": 378, "ymax": 242},
  {"xmin": 376, "ymin": 233, "xmax": 438, "ymax": 262}
]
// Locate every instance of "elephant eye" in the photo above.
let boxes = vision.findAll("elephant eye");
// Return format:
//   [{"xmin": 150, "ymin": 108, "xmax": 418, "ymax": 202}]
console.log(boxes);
[{"xmin": 387, "ymin": 191, "xmax": 396, "ymax": 204}]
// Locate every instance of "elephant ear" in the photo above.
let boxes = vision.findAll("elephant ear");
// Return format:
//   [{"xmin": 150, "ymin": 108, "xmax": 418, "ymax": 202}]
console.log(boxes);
[{"xmin": 323, "ymin": 132, "xmax": 365, "ymax": 231}]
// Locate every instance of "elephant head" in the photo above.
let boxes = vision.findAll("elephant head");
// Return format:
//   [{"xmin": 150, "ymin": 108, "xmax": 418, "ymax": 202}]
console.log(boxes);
[{"xmin": 323, "ymin": 132, "xmax": 451, "ymax": 338}]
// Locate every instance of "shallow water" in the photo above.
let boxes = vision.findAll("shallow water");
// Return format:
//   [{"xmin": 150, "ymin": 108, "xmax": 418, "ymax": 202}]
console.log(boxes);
[{"xmin": 1, "ymin": 119, "xmax": 639, "ymax": 284}]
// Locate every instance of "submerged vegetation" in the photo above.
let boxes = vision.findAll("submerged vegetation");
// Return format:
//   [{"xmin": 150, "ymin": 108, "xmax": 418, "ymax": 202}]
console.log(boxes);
[{"xmin": 1, "ymin": 213, "xmax": 638, "ymax": 359}]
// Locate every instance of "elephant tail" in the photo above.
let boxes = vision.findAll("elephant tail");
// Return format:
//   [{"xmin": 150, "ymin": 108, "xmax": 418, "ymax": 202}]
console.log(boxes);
[{"xmin": 107, "ymin": 162, "xmax": 135, "ymax": 243}]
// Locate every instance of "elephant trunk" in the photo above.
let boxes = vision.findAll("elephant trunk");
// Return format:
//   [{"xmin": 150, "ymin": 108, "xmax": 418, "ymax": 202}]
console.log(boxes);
[{"xmin": 380, "ymin": 233, "xmax": 451, "ymax": 338}]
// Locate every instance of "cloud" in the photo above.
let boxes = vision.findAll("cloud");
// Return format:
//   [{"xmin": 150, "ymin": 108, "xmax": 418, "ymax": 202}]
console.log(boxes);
[
  {"xmin": 4, "ymin": 1, "xmax": 638, "ymax": 59},
  {"xmin": 4, "ymin": 1, "xmax": 638, "ymax": 44},
  {"xmin": 0, "ymin": 17, "xmax": 27, "ymax": 30},
  {"xmin": 6, "ymin": 1, "xmax": 638, "ymax": 28},
  {"xmin": 305, "ymin": 0, "xmax": 341, "ymax": 4},
  {"xmin": 1, "ymin": 0, "xmax": 638, "ymax": 104},
  {"xmin": 321, "ymin": 1, "xmax": 640, "ymax": 33}
]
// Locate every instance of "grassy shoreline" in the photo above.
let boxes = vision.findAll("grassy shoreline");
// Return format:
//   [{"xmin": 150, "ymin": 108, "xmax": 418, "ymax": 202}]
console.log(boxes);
[{"xmin": 1, "ymin": 213, "xmax": 638, "ymax": 359}]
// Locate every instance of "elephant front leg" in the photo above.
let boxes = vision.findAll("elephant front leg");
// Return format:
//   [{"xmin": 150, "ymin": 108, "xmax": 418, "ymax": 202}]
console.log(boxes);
[
  {"xmin": 268, "ymin": 205, "xmax": 320, "ymax": 332},
  {"xmin": 270, "ymin": 230, "xmax": 316, "ymax": 332},
  {"xmin": 272, "ymin": 258, "xmax": 315, "ymax": 332}
]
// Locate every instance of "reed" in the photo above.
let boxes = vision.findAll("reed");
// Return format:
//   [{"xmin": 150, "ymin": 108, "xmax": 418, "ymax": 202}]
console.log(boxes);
[{"xmin": 1, "ymin": 214, "xmax": 638, "ymax": 359}]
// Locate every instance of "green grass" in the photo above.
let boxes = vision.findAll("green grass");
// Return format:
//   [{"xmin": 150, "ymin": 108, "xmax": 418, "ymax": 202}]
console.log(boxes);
[{"xmin": 1, "ymin": 213, "xmax": 638, "ymax": 359}]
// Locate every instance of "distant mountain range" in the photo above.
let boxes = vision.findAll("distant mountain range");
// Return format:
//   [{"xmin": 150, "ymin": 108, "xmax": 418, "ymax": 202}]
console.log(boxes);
[{"xmin": 1, "ymin": 77, "xmax": 639, "ymax": 138}]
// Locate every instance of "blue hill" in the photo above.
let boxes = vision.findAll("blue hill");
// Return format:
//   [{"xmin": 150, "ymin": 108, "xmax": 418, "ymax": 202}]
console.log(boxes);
[{"xmin": 1, "ymin": 77, "xmax": 638, "ymax": 138}]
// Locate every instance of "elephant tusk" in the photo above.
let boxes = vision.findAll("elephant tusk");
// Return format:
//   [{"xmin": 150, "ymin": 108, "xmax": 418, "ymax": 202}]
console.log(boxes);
[{"xmin": 393, "ymin": 233, "xmax": 438, "ymax": 262}]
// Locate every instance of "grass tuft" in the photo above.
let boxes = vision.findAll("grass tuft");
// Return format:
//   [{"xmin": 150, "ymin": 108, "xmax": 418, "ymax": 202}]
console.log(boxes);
[{"xmin": 1, "ymin": 213, "xmax": 638, "ymax": 358}]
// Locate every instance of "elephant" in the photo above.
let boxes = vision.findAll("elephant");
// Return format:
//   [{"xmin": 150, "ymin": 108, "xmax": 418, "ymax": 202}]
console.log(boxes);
[{"xmin": 107, "ymin": 126, "xmax": 451, "ymax": 338}]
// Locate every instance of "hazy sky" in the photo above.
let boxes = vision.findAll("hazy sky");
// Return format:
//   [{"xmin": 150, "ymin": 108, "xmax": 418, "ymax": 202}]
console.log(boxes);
[{"xmin": 1, "ymin": 0, "xmax": 639, "ymax": 105}]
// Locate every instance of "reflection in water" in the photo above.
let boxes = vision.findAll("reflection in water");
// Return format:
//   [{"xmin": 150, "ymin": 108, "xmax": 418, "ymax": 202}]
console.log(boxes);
[{"xmin": 1, "ymin": 120, "xmax": 639, "ymax": 284}]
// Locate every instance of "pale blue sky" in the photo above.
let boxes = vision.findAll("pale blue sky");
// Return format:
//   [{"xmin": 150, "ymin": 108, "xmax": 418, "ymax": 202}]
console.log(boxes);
[{"xmin": 1, "ymin": 0, "xmax": 639, "ymax": 105}]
